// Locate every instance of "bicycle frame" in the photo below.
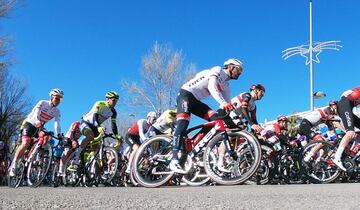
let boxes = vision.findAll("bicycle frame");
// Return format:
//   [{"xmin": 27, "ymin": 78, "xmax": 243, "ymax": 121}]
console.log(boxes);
[{"xmin": 187, "ymin": 119, "xmax": 227, "ymax": 158}]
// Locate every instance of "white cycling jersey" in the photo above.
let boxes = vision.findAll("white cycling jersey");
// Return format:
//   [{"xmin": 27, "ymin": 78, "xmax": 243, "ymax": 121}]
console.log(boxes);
[
  {"xmin": 152, "ymin": 109, "xmax": 176, "ymax": 133},
  {"xmin": 230, "ymin": 92, "xmax": 256, "ymax": 118},
  {"xmin": 82, "ymin": 101, "xmax": 114, "ymax": 127},
  {"xmin": 26, "ymin": 100, "xmax": 61, "ymax": 135},
  {"xmin": 181, "ymin": 66, "xmax": 231, "ymax": 106},
  {"xmin": 303, "ymin": 107, "xmax": 332, "ymax": 126}
]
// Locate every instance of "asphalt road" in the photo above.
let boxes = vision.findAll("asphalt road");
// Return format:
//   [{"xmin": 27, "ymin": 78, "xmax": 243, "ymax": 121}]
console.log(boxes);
[{"xmin": 1, "ymin": 183, "xmax": 359, "ymax": 210}]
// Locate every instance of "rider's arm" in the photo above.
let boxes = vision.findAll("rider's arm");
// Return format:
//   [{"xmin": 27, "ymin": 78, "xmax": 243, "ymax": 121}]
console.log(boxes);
[
  {"xmin": 111, "ymin": 108, "xmax": 118, "ymax": 135},
  {"xmin": 54, "ymin": 110, "xmax": 61, "ymax": 136},
  {"xmin": 137, "ymin": 119, "xmax": 147, "ymax": 141},
  {"xmin": 250, "ymin": 107, "xmax": 258, "ymax": 125},
  {"xmin": 239, "ymin": 93, "xmax": 253, "ymax": 125},
  {"xmin": 208, "ymin": 75, "xmax": 229, "ymax": 106}
]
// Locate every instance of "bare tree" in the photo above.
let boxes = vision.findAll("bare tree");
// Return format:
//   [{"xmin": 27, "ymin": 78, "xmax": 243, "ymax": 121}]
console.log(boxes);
[
  {"xmin": 121, "ymin": 42, "xmax": 196, "ymax": 114},
  {"xmin": 0, "ymin": 70, "xmax": 30, "ymax": 144},
  {"xmin": 0, "ymin": 0, "xmax": 29, "ymax": 145}
]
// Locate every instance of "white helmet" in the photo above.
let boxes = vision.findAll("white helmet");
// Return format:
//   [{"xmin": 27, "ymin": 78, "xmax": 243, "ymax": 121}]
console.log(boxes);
[
  {"xmin": 49, "ymin": 88, "xmax": 64, "ymax": 97},
  {"xmin": 224, "ymin": 58, "xmax": 243, "ymax": 68},
  {"xmin": 147, "ymin": 111, "xmax": 157, "ymax": 119}
]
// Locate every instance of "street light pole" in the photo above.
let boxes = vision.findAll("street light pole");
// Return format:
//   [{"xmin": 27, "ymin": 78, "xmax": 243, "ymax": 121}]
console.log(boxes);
[
  {"xmin": 282, "ymin": 0, "xmax": 342, "ymax": 111},
  {"xmin": 309, "ymin": 0, "xmax": 314, "ymax": 110}
]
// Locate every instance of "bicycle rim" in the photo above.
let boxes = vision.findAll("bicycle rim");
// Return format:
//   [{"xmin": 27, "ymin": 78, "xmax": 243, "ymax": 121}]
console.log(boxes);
[
  {"xmin": 132, "ymin": 135, "xmax": 174, "ymax": 188},
  {"xmin": 204, "ymin": 130, "xmax": 261, "ymax": 185}
]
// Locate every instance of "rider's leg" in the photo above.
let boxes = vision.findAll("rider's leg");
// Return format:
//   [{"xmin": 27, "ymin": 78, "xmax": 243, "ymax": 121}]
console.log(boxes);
[
  {"xmin": 333, "ymin": 97, "xmax": 358, "ymax": 170},
  {"xmin": 74, "ymin": 128, "xmax": 94, "ymax": 163},
  {"xmin": 9, "ymin": 136, "xmax": 31, "ymax": 170},
  {"xmin": 126, "ymin": 144, "xmax": 139, "ymax": 173}
]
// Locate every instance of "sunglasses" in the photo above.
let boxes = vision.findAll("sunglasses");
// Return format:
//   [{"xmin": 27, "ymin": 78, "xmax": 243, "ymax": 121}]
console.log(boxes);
[{"xmin": 53, "ymin": 96, "xmax": 63, "ymax": 101}]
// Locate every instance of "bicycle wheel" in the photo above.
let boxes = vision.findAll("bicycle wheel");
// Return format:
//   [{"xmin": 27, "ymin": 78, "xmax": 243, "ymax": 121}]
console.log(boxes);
[
  {"xmin": 50, "ymin": 159, "xmax": 61, "ymax": 187},
  {"xmin": 246, "ymin": 144, "xmax": 275, "ymax": 185},
  {"xmin": 7, "ymin": 159, "xmax": 25, "ymax": 188},
  {"xmin": 98, "ymin": 146, "xmax": 119, "ymax": 184},
  {"xmin": 62, "ymin": 151, "xmax": 81, "ymax": 187},
  {"xmin": 181, "ymin": 150, "xmax": 210, "ymax": 186},
  {"xmin": 132, "ymin": 135, "xmax": 174, "ymax": 188},
  {"xmin": 302, "ymin": 140, "xmax": 340, "ymax": 184},
  {"xmin": 204, "ymin": 130, "xmax": 261, "ymax": 185},
  {"xmin": 27, "ymin": 145, "xmax": 53, "ymax": 187},
  {"xmin": 279, "ymin": 148, "xmax": 306, "ymax": 184}
]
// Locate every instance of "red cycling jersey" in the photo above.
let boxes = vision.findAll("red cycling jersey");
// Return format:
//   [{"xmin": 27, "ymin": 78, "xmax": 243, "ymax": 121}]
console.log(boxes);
[{"xmin": 342, "ymin": 86, "xmax": 360, "ymax": 105}]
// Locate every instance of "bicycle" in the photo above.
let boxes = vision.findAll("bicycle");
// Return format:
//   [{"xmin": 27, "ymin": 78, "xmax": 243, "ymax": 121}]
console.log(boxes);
[
  {"xmin": 132, "ymin": 114, "xmax": 262, "ymax": 187},
  {"xmin": 62, "ymin": 132, "xmax": 119, "ymax": 187},
  {"xmin": 302, "ymin": 120, "xmax": 342, "ymax": 184},
  {"xmin": 8, "ymin": 130, "xmax": 58, "ymax": 188}
]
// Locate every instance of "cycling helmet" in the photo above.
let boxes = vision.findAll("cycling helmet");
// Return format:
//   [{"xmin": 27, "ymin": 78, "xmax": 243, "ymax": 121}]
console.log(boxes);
[
  {"xmin": 106, "ymin": 91, "xmax": 119, "ymax": 99},
  {"xmin": 147, "ymin": 111, "xmax": 157, "ymax": 119},
  {"xmin": 329, "ymin": 100, "xmax": 338, "ymax": 106},
  {"xmin": 223, "ymin": 58, "xmax": 243, "ymax": 68},
  {"xmin": 168, "ymin": 108, "xmax": 177, "ymax": 117},
  {"xmin": 249, "ymin": 84, "xmax": 266, "ymax": 92},
  {"xmin": 70, "ymin": 121, "xmax": 80, "ymax": 131},
  {"xmin": 277, "ymin": 115, "xmax": 288, "ymax": 122},
  {"xmin": 49, "ymin": 88, "xmax": 64, "ymax": 97}
]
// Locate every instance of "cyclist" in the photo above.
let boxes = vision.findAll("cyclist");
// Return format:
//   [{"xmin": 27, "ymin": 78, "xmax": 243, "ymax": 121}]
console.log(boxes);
[
  {"xmin": 9, "ymin": 88, "xmax": 64, "ymax": 176},
  {"xmin": 216, "ymin": 84, "xmax": 265, "ymax": 172},
  {"xmin": 58, "ymin": 121, "xmax": 81, "ymax": 176},
  {"xmin": 261, "ymin": 115, "xmax": 288, "ymax": 137},
  {"xmin": 147, "ymin": 108, "xmax": 177, "ymax": 137},
  {"xmin": 169, "ymin": 58, "xmax": 243, "ymax": 174},
  {"xmin": 333, "ymin": 86, "xmax": 360, "ymax": 171},
  {"xmin": 73, "ymin": 91, "xmax": 119, "ymax": 164},
  {"xmin": 300, "ymin": 100, "xmax": 340, "ymax": 142},
  {"xmin": 124, "ymin": 111, "xmax": 157, "ymax": 173}
]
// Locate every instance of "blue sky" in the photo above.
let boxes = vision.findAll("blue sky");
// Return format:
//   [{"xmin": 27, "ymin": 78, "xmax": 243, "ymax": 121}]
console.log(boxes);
[{"xmin": 2, "ymin": 0, "xmax": 359, "ymax": 133}]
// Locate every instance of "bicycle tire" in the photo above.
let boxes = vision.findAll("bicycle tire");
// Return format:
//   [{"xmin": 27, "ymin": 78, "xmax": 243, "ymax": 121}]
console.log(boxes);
[
  {"xmin": 27, "ymin": 145, "xmax": 53, "ymax": 187},
  {"xmin": 132, "ymin": 135, "xmax": 174, "ymax": 188},
  {"xmin": 204, "ymin": 130, "xmax": 262, "ymax": 185},
  {"xmin": 302, "ymin": 140, "xmax": 341, "ymax": 184}
]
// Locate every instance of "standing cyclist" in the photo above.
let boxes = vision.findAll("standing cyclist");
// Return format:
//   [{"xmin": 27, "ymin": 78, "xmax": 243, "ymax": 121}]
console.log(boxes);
[
  {"xmin": 333, "ymin": 86, "xmax": 360, "ymax": 171},
  {"xmin": 169, "ymin": 58, "xmax": 243, "ymax": 174},
  {"xmin": 73, "ymin": 91, "xmax": 119, "ymax": 164},
  {"xmin": 9, "ymin": 89, "xmax": 64, "ymax": 176}
]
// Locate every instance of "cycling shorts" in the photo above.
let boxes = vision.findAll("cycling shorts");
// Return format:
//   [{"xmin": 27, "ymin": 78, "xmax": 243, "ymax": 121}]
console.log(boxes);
[
  {"xmin": 21, "ymin": 122, "xmax": 40, "ymax": 138},
  {"xmin": 338, "ymin": 96, "xmax": 360, "ymax": 131},
  {"xmin": 299, "ymin": 119, "xmax": 313, "ymax": 140},
  {"xmin": 80, "ymin": 120, "xmax": 100, "ymax": 137},
  {"xmin": 124, "ymin": 133, "xmax": 140, "ymax": 147},
  {"xmin": 176, "ymin": 89, "xmax": 213, "ymax": 120}
]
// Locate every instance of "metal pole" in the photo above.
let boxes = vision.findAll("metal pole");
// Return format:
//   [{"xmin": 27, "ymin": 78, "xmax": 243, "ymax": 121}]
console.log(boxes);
[{"xmin": 309, "ymin": 0, "xmax": 314, "ymax": 111}]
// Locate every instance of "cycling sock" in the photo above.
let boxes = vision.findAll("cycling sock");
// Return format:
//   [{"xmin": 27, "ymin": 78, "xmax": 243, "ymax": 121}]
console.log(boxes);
[{"xmin": 335, "ymin": 146, "xmax": 344, "ymax": 159}]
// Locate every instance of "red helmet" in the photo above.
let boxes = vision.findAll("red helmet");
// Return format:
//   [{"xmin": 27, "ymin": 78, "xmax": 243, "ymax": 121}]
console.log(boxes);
[
  {"xmin": 70, "ymin": 121, "xmax": 80, "ymax": 131},
  {"xmin": 250, "ymin": 84, "xmax": 265, "ymax": 92},
  {"xmin": 277, "ymin": 115, "xmax": 288, "ymax": 122}
]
